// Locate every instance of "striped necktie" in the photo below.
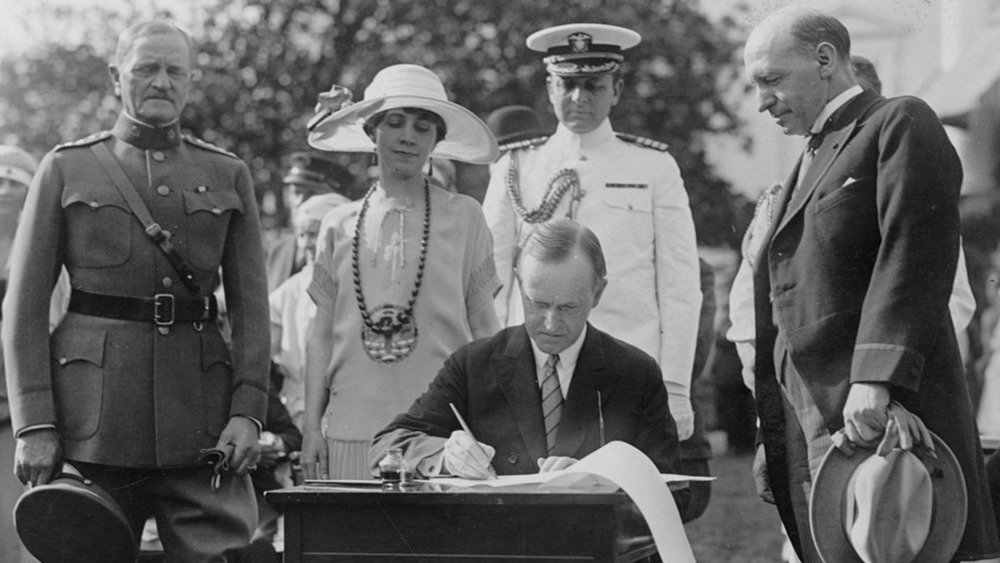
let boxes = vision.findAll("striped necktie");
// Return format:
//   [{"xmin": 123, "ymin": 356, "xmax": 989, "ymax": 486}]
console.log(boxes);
[{"xmin": 540, "ymin": 354, "xmax": 563, "ymax": 455}]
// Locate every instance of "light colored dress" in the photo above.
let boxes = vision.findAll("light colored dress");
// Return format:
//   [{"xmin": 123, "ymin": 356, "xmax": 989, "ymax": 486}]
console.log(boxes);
[{"xmin": 307, "ymin": 185, "xmax": 499, "ymax": 479}]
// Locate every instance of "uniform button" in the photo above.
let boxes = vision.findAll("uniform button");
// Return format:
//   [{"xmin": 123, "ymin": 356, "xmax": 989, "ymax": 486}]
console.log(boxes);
[
  {"xmin": 58, "ymin": 357, "xmax": 68, "ymax": 365},
  {"xmin": 212, "ymin": 208, "xmax": 222, "ymax": 215},
  {"xmin": 158, "ymin": 326, "xmax": 170, "ymax": 336},
  {"xmin": 89, "ymin": 201, "xmax": 99, "ymax": 209},
  {"xmin": 157, "ymin": 185, "xmax": 170, "ymax": 196},
  {"xmin": 196, "ymin": 185, "xmax": 208, "ymax": 193},
  {"xmin": 152, "ymin": 151, "xmax": 165, "ymax": 162},
  {"xmin": 507, "ymin": 452, "xmax": 518, "ymax": 465},
  {"xmin": 162, "ymin": 277, "xmax": 173, "ymax": 288}
]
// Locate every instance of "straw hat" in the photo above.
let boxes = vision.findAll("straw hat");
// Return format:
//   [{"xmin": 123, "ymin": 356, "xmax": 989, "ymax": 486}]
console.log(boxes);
[
  {"xmin": 307, "ymin": 64, "xmax": 498, "ymax": 164},
  {"xmin": 810, "ymin": 432, "xmax": 967, "ymax": 563}
]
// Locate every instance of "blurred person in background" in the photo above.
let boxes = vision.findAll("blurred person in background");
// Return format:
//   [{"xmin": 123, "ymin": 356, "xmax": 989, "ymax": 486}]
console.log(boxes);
[
  {"xmin": 300, "ymin": 64, "xmax": 501, "ymax": 480},
  {"xmin": 265, "ymin": 151, "xmax": 353, "ymax": 291},
  {"xmin": 269, "ymin": 194, "xmax": 348, "ymax": 431},
  {"xmin": 0, "ymin": 145, "xmax": 43, "ymax": 562}
]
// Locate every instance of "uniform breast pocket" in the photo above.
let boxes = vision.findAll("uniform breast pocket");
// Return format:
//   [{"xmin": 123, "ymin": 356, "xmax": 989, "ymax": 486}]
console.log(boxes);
[
  {"xmin": 181, "ymin": 188, "xmax": 244, "ymax": 270},
  {"xmin": 62, "ymin": 183, "xmax": 133, "ymax": 268},
  {"xmin": 50, "ymin": 329, "xmax": 107, "ymax": 441},
  {"xmin": 600, "ymin": 187, "xmax": 653, "ymax": 241}
]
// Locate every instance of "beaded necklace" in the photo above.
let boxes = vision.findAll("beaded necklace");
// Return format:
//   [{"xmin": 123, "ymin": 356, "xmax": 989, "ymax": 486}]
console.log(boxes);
[
  {"xmin": 504, "ymin": 151, "xmax": 580, "ymax": 224},
  {"xmin": 352, "ymin": 178, "xmax": 431, "ymax": 363}
]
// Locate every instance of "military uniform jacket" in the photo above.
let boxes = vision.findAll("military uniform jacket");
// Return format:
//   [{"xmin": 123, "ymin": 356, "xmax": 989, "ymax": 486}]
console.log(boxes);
[
  {"xmin": 483, "ymin": 120, "xmax": 702, "ymax": 415},
  {"xmin": 1, "ymin": 113, "xmax": 270, "ymax": 468}
]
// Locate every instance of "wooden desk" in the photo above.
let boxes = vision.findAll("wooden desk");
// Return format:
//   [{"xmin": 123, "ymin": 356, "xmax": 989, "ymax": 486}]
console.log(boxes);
[{"xmin": 266, "ymin": 481, "xmax": 656, "ymax": 562}]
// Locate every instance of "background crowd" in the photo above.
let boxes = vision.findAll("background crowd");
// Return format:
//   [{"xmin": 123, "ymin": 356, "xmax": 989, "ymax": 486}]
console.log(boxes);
[{"xmin": 3, "ymin": 1, "xmax": 1000, "ymax": 562}]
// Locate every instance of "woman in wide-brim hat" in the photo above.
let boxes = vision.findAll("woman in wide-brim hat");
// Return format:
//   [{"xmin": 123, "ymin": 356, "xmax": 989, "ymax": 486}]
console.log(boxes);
[{"xmin": 300, "ymin": 64, "xmax": 501, "ymax": 480}]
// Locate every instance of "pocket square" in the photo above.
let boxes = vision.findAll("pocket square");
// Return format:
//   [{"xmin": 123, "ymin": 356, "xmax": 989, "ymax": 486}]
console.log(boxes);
[{"xmin": 841, "ymin": 177, "xmax": 858, "ymax": 187}]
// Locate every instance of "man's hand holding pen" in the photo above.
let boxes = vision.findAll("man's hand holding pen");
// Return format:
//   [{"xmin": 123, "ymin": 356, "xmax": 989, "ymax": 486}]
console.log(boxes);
[{"xmin": 443, "ymin": 430, "xmax": 497, "ymax": 479}]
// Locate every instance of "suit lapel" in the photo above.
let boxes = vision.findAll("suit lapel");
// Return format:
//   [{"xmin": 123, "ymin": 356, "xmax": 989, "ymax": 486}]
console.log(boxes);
[
  {"xmin": 555, "ymin": 326, "xmax": 618, "ymax": 458},
  {"xmin": 778, "ymin": 123, "xmax": 858, "ymax": 230},
  {"xmin": 497, "ymin": 327, "xmax": 549, "ymax": 462},
  {"xmin": 774, "ymin": 90, "xmax": 883, "ymax": 235}
]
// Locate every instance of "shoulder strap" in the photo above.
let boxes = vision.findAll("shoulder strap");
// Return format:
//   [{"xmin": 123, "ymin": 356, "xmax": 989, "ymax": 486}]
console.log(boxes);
[{"xmin": 90, "ymin": 142, "xmax": 201, "ymax": 294}]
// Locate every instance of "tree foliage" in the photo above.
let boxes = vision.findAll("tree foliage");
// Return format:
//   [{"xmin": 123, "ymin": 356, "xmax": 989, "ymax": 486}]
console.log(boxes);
[{"xmin": 0, "ymin": 0, "xmax": 752, "ymax": 248}]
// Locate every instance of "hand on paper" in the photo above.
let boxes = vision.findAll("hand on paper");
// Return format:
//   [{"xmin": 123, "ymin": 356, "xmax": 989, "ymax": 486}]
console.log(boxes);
[
  {"xmin": 443, "ymin": 430, "xmax": 496, "ymax": 479},
  {"xmin": 537, "ymin": 456, "xmax": 578, "ymax": 473}
]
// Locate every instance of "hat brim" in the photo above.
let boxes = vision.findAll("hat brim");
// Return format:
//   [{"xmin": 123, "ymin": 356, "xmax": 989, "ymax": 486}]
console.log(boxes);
[
  {"xmin": 15, "ymin": 470, "xmax": 138, "ymax": 563},
  {"xmin": 308, "ymin": 95, "xmax": 499, "ymax": 165},
  {"xmin": 810, "ymin": 432, "xmax": 967, "ymax": 563}
]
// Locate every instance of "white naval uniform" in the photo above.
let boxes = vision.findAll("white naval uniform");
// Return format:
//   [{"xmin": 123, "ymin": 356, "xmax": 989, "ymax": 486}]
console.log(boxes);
[{"xmin": 482, "ymin": 119, "xmax": 702, "ymax": 439}]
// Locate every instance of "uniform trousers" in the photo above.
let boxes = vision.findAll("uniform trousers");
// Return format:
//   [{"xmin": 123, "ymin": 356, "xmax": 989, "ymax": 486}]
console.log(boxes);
[{"xmin": 73, "ymin": 459, "xmax": 257, "ymax": 563}]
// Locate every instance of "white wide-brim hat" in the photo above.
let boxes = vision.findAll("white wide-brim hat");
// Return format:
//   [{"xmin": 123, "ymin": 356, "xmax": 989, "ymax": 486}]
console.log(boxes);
[{"xmin": 308, "ymin": 64, "xmax": 498, "ymax": 165}]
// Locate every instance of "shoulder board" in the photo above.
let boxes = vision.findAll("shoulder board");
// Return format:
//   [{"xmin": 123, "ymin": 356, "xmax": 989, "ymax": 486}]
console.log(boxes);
[
  {"xmin": 499, "ymin": 136, "xmax": 549, "ymax": 153},
  {"xmin": 182, "ymin": 134, "xmax": 239, "ymax": 159},
  {"xmin": 54, "ymin": 131, "xmax": 112, "ymax": 151},
  {"xmin": 615, "ymin": 133, "xmax": 669, "ymax": 152}
]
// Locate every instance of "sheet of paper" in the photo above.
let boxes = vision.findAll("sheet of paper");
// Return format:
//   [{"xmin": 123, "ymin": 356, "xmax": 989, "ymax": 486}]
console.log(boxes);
[
  {"xmin": 424, "ymin": 471, "xmax": 713, "ymax": 489},
  {"xmin": 425, "ymin": 441, "xmax": 698, "ymax": 563}
]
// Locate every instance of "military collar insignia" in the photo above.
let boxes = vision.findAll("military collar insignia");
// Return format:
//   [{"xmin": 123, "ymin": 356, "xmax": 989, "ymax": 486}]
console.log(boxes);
[{"xmin": 112, "ymin": 112, "xmax": 181, "ymax": 150}]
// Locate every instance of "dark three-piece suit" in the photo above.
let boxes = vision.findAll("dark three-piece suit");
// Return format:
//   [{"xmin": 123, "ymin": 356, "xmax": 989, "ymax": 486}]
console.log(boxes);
[{"xmin": 754, "ymin": 88, "xmax": 1000, "ymax": 560}]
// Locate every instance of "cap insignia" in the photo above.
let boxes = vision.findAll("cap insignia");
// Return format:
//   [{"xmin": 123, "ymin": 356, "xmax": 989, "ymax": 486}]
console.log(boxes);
[{"xmin": 568, "ymin": 33, "xmax": 592, "ymax": 54}]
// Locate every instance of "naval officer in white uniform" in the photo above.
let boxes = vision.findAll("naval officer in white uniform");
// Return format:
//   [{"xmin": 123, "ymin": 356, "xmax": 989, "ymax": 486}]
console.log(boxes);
[{"xmin": 482, "ymin": 23, "xmax": 702, "ymax": 440}]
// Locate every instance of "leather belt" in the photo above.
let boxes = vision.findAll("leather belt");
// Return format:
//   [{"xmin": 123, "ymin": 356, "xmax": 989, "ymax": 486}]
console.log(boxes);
[{"xmin": 68, "ymin": 289, "xmax": 217, "ymax": 326}]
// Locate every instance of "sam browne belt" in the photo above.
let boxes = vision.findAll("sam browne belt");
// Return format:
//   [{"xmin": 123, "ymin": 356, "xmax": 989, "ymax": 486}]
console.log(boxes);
[{"xmin": 68, "ymin": 289, "xmax": 217, "ymax": 326}]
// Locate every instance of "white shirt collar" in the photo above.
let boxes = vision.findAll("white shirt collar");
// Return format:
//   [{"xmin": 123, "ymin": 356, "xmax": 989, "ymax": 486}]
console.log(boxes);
[
  {"xmin": 550, "ymin": 119, "xmax": 615, "ymax": 152},
  {"xmin": 810, "ymin": 84, "xmax": 863, "ymax": 134},
  {"xmin": 530, "ymin": 324, "xmax": 588, "ymax": 397}
]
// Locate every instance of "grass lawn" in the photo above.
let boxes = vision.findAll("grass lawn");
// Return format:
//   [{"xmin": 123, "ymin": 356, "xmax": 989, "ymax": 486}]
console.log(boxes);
[{"xmin": 685, "ymin": 450, "xmax": 788, "ymax": 562}]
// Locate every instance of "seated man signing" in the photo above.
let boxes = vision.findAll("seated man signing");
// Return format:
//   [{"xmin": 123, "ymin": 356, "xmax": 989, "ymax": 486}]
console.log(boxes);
[{"xmin": 371, "ymin": 219, "xmax": 687, "ymax": 508}]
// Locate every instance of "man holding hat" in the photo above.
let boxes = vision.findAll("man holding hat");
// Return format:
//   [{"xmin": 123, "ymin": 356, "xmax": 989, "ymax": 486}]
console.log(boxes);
[
  {"xmin": 265, "ymin": 151, "xmax": 353, "ymax": 291},
  {"xmin": 3, "ymin": 21, "xmax": 269, "ymax": 561},
  {"xmin": 482, "ymin": 23, "xmax": 702, "ymax": 444},
  {"xmin": 743, "ymin": 6, "xmax": 999, "ymax": 562}
]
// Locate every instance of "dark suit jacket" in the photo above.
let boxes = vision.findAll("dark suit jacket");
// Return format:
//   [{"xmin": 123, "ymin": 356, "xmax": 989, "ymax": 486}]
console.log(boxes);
[
  {"xmin": 754, "ymin": 89, "xmax": 999, "ymax": 558},
  {"xmin": 371, "ymin": 324, "xmax": 683, "ymax": 479}
]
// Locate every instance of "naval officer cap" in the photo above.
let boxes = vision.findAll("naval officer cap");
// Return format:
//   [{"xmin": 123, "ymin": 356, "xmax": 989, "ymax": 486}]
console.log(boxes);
[{"xmin": 527, "ymin": 23, "xmax": 641, "ymax": 76}]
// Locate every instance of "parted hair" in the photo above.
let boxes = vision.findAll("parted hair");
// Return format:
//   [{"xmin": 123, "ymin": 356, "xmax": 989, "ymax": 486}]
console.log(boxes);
[
  {"xmin": 789, "ymin": 9, "xmax": 852, "ymax": 62},
  {"xmin": 515, "ymin": 219, "xmax": 607, "ymax": 285},
  {"xmin": 363, "ymin": 108, "xmax": 448, "ymax": 144},
  {"xmin": 114, "ymin": 20, "xmax": 195, "ymax": 67}
]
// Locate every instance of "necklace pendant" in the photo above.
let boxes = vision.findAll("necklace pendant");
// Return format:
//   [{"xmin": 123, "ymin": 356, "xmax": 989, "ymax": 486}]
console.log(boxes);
[{"xmin": 362, "ymin": 305, "xmax": 417, "ymax": 363}]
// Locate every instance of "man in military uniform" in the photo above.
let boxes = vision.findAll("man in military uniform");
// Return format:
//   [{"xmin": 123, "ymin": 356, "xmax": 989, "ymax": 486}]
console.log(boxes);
[
  {"xmin": 482, "ymin": 23, "xmax": 702, "ymax": 443},
  {"xmin": 2, "ymin": 21, "xmax": 269, "ymax": 561}
]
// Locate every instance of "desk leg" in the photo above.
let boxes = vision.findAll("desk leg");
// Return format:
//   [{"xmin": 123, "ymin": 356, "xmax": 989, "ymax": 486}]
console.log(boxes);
[{"xmin": 283, "ymin": 507, "xmax": 302, "ymax": 563}]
